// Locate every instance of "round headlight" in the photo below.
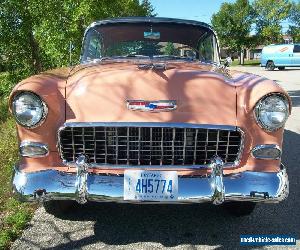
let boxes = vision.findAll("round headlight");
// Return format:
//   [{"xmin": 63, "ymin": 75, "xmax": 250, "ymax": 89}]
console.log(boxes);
[
  {"xmin": 12, "ymin": 92, "xmax": 47, "ymax": 128},
  {"xmin": 254, "ymin": 94, "xmax": 289, "ymax": 132}
]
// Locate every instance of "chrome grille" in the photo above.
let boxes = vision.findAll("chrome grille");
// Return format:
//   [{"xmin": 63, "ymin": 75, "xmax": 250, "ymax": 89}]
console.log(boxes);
[{"xmin": 58, "ymin": 124, "xmax": 242, "ymax": 167}]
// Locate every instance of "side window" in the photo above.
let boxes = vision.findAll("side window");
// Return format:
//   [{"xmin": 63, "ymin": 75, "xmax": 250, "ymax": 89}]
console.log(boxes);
[
  {"xmin": 87, "ymin": 35, "xmax": 102, "ymax": 60},
  {"xmin": 293, "ymin": 45, "xmax": 300, "ymax": 53},
  {"xmin": 82, "ymin": 29, "xmax": 103, "ymax": 61},
  {"xmin": 198, "ymin": 34, "xmax": 214, "ymax": 61}
]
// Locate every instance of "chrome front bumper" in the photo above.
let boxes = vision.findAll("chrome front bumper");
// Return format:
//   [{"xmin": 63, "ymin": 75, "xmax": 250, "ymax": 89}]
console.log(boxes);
[{"xmin": 12, "ymin": 160, "xmax": 289, "ymax": 204}]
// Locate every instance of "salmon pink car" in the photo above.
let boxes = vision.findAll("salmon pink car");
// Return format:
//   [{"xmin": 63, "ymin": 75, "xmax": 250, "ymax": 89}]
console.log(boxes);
[{"xmin": 11, "ymin": 17, "xmax": 291, "ymax": 216}]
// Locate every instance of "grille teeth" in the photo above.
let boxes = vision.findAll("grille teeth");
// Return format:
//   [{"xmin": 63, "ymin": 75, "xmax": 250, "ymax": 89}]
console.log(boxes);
[{"xmin": 59, "ymin": 126, "xmax": 242, "ymax": 166}]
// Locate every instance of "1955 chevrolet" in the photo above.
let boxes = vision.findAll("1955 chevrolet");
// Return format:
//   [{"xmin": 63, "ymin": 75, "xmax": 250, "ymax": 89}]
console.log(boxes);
[{"xmin": 10, "ymin": 17, "xmax": 291, "ymax": 216}]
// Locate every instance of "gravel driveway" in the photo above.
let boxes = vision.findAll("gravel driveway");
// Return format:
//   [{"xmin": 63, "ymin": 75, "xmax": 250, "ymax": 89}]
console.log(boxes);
[{"xmin": 12, "ymin": 66, "xmax": 300, "ymax": 250}]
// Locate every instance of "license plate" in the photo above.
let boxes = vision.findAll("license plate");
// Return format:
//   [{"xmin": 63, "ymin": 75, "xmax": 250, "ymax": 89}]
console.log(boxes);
[{"xmin": 124, "ymin": 170, "xmax": 178, "ymax": 201}]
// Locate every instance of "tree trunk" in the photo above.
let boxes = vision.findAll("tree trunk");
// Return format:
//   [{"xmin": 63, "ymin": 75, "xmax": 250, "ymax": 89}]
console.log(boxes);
[
  {"xmin": 240, "ymin": 50, "xmax": 245, "ymax": 65},
  {"xmin": 28, "ymin": 30, "xmax": 42, "ymax": 73},
  {"xmin": 23, "ymin": 1, "xmax": 42, "ymax": 74}
]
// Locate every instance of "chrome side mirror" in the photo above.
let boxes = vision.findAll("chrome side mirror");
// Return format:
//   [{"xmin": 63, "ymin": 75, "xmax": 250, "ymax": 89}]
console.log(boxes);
[{"xmin": 223, "ymin": 57, "xmax": 232, "ymax": 67}]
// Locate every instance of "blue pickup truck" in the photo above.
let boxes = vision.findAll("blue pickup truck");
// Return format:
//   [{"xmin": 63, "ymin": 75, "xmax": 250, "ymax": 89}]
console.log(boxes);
[{"xmin": 261, "ymin": 44, "xmax": 300, "ymax": 70}]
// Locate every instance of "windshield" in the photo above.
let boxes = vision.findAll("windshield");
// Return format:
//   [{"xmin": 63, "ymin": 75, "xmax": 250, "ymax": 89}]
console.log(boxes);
[{"xmin": 81, "ymin": 21, "xmax": 219, "ymax": 63}]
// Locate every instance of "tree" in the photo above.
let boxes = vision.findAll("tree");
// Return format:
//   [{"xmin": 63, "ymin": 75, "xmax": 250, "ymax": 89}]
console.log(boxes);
[
  {"xmin": 253, "ymin": 0, "xmax": 292, "ymax": 44},
  {"xmin": 140, "ymin": 0, "xmax": 156, "ymax": 17},
  {"xmin": 137, "ymin": 41, "xmax": 163, "ymax": 56},
  {"xmin": 163, "ymin": 42, "xmax": 179, "ymax": 56},
  {"xmin": 211, "ymin": 0, "xmax": 254, "ymax": 65},
  {"xmin": 0, "ymin": 0, "xmax": 154, "ymax": 79},
  {"xmin": 0, "ymin": 0, "xmax": 44, "ymax": 77},
  {"xmin": 288, "ymin": 1, "xmax": 300, "ymax": 42}
]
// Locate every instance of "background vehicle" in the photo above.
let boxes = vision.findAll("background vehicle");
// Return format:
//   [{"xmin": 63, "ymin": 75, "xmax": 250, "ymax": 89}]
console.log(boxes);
[{"xmin": 261, "ymin": 43, "xmax": 300, "ymax": 70}]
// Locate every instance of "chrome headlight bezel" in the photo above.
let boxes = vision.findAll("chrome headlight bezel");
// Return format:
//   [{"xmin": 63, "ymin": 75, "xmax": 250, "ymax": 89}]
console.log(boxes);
[
  {"xmin": 254, "ymin": 93, "xmax": 289, "ymax": 132},
  {"xmin": 12, "ymin": 91, "xmax": 48, "ymax": 129}
]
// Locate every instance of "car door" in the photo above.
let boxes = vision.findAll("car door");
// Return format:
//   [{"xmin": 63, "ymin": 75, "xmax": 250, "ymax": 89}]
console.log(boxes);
[
  {"xmin": 273, "ymin": 45, "xmax": 292, "ymax": 66},
  {"xmin": 292, "ymin": 44, "xmax": 300, "ymax": 66}
]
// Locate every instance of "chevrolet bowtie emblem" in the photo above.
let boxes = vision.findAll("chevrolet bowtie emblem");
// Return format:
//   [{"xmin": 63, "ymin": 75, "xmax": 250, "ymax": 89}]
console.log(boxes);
[{"xmin": 126, "ymin": 100, "xmax": 177, "ymax": 112}]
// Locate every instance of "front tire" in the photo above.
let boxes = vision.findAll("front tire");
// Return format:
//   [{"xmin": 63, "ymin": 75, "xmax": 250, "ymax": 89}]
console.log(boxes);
[
  {"xmin": 222, "ymin": 201, "xmax": 256, "ymax": 216},
  {"xmin": 266, "ymin": 61, "xmax": 275, "ymax": 71}
]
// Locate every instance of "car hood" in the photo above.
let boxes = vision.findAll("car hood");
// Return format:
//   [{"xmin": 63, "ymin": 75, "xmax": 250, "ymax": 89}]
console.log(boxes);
[{"xmin": 65, "ymin": 61, "xmax": 237, "ymax": 126}]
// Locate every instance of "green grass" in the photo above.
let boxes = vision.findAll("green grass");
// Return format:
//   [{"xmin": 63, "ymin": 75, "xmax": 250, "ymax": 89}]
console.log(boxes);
[
  {"xmin": 0, "ymin": 98, "xmax": 35, "ymax": 249},
  {"xmin": 230, "ymin": 59, "xmax": 260, "ymax": 67}
]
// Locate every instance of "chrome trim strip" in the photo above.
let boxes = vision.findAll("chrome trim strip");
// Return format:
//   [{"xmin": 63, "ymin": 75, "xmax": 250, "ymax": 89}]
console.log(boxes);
[
  {"xmin": 68, "ymin": 163, "xmax": 210, "ymax": 170},
  {"xmin": 172, "ymin": 128, "xmax": 176, "ymax": 165},
  {"xmin": 71, "ymin": 127, "xmax": 75, "ymax": 162},
  {"xmin": 138, "ymin": 127, "xmax": 141, "ymax": 165},
  {"xmin": 19, "ymin": 141, "xmax": 49, "ymax": 158},
  {"xmin": 116, "ymin": 127, "xmax": 119, "ymax": 165},
  {"xmin": 127, "ymin": 127, "xmax": 130, "ymax": 165},
  {"xmin": 57, "ymin": 122, "xmax": 244, "ymax": 169},
  {"xmin": 104, "ymin": 127, "xmax": 107, "ymax": 164},
  {"xmin": 182, "ymin": 128, "xmax": 186, "ymax": 164},
  {"xmin": 225, "ymin": 130, "xmax": 230, "ymax": 162},
  {"xmin": 93, "ymin": 127, "xmax": 96, "ymax": 162},
  {"xmin": 204, "ymin": 129, "xmax": 209, "ymax": 164},
  {"xmin": 62, "ymin": 122, "xmax": 237, "ymax": 130},
  {"xmin": 12, "ymin": 166, "xmax": 289, "ymax": 204},
  {"xmin": 192, "ymin": 129, "xmax": 198, "ymax": 165},
  {"xmin": 235, "ymin": 127, "xmax": 245, "ymax": 167},
  {"xmin": 251, "ymin": 144, "xmax": 282, "ymax": 160}
]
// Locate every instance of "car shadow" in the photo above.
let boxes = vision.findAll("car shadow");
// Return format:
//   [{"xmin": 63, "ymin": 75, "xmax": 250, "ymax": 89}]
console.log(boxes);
[
  {"xmin": 278, "ymin": 68, "xmax": 300, "ymax": 71},
  {"xmin": 24, "ymin": 129, "xmax": 298, "ymax": 250},
  {"xmin": 264, "ymin": 68, "xmax": 300, "ymax": 71}
]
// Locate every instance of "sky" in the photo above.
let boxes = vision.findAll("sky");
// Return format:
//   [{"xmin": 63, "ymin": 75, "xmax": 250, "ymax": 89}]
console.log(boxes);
[
  {"xmin": 149, "ymin": 0, "xmax": 291, "ymax": 31},
  {"xmin": 149, "ymin": 0, "xmax": 237, "ymax": 25}
]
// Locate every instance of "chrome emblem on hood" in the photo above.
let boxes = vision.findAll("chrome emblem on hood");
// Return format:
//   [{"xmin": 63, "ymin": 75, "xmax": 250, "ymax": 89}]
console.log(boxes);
[{"xmin": 126, "ymin": 100, "xmax": 177, "ymax": 112}]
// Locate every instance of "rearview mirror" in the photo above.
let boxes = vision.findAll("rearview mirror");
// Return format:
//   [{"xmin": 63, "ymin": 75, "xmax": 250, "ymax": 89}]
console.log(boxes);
[{"xmin": 144, "ymin": 31, "xmax": 160, "ymax": 40}]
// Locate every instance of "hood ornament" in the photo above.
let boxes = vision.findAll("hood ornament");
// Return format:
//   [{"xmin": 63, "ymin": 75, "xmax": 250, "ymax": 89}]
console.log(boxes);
[
  {"xmin": 126, "ymin": 100, "xmax": 177, "ymax": 112},
  {"xmin": 138, "ymin": 63, "xmax": 167, "ymax": 70}
]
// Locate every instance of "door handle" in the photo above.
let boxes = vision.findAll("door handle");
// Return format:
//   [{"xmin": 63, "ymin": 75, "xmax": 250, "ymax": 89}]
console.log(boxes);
[{"xmin": 289, "ymin": 54, "xmax": 294, "ymax": 57}]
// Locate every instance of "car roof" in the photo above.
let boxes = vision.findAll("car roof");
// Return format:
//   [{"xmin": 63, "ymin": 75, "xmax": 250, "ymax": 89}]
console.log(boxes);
[
  {"xmin": 85, "ymin": 16, "xmax": 215, "ymax": 36},
  {"xmin": 90, "ymin": 16, "xmax": 212, "ymax": 29}
]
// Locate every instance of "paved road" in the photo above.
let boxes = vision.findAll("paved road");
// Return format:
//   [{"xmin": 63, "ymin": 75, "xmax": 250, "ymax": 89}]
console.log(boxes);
[{"xmin": 12, "ymin": 67, "xmax": 300, "ymax": 250}]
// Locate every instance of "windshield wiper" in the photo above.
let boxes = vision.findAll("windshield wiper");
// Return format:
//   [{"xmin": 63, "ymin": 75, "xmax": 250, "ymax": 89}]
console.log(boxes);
[
  {"xmin": 86, "ymin": 54, "xmax": 196, "ymax": 64},
  {"xmin": 153, "ymin": 55, "xmax": 195, "ymax": 61},
  {"xmin": 83, "ymin": 55, "xmax": 151, "ymax": 64},
  {"xmin": 138, "ymin": 63, "xmax": 167, "ymax": 70},
  {"xmin": 124, "ymin": 54, "xmax": 149, "ymax": 58},
  {"xmin": 84, "ymin": 57, "xmax": 113, "ymax": 63}
]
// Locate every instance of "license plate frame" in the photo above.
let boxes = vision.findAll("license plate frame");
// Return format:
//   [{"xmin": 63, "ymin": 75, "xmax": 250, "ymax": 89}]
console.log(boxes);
[{"xmin": 124, "ymin": 170, "xmax": 178, "ymax": 201}]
